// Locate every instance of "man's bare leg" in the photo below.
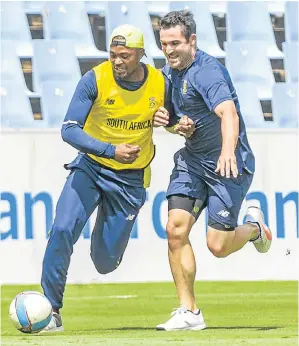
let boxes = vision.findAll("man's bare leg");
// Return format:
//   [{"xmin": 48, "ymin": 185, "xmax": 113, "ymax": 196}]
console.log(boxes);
[{"xmin": 166, "ymin": 209, "xmax": 197, "ymax": 311}]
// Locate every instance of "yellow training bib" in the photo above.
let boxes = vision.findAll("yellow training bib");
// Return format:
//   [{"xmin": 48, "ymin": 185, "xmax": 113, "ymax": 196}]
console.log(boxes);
[{"xmin": 83, "ymin": 61, "xmax": 165, "ymax": 187}]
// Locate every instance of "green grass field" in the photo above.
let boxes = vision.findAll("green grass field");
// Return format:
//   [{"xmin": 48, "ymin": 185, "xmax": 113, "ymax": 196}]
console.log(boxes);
[{"xmin": 1, "ymin": 281, "xmax": 298, "ymax": 345}]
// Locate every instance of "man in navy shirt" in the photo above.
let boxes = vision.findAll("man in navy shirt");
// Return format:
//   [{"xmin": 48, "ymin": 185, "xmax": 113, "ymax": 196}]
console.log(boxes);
[{"xmin": 154, "ymin": 10, "xmax": 272, "ymax": 331}]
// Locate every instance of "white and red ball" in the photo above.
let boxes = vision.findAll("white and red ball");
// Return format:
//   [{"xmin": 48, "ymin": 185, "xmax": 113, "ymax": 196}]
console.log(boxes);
[{"xmin": 9, "ymin": 291, "xmax": 52, "ymax": 333}]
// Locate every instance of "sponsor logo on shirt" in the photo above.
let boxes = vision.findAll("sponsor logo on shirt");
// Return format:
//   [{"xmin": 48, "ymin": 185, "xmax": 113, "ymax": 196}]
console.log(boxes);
[{"xmin": 106, "ymin": 119, "xmax": 152, "ymax": 130}]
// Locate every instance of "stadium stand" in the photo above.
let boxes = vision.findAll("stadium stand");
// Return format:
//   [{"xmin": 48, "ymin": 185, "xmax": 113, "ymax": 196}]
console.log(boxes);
[
  {"xmin": 0, "ymin": 1, "xmax": 298, "ymax": 128},
  {"xmin": 226, "ymin": 1, "xmax": 283, "ymax": 59},
  {"xmin": 285, "ymin": 1, "xmax": 298, "ymax": 42},
  {"xmin": 169, "ymin": 2, "xmax": 225, "ymax": 58},
  {"xmin": 146, "ymin": 1, "xmax": 169, "ymax": 16},
  {"xmin": 32, "ymin": 39, "xmax": 81, "ymax": 93},
  {"xmin": 234, "ymin": 82, "xmax": 278, "ymax": 128},
  {"xmin": 0, "ymin": 80, "xmax": 38, "ymax": 128},
  {"xmin": 1, "ymin": 1, "xmax": 33, "ymax": 57},
  {"xmin": 225, "ymin": 41, "xmax": 275, "ymax": 100},
  {"xmin": 1, "ymin": 42, "xmax": 30, "ymax": 91},
  {"xmin": 105, "ymin": 1, "xmax": 164, "ymax": 61},
  {"xmin": 23, "ymin": 1, "xmax": 46, "ymax": 14},
  {"xmin": 84, "ymin": 0, "xmax": 106, "ymax": 15},
  {"xmin": 283, "ymin": 42, "xmax": 298, "ymax": 83},
  {"xmin": 272, "ymin": 83, "xmax": 298, "ymax": 128},
  {"xmin": 44, "ymin": 1, "xmax": 108, "ymax": 58},
  {"xmin": 40, "ymin": 80, "xmax": 77, "ymax": 127}
]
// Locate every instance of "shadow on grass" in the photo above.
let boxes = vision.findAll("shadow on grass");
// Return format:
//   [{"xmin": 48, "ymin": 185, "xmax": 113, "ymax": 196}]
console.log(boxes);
[
  {"xmin": 206, "ymin": 326, "xmax": 280, "ymax": 331},
  {"xmin": 98, "ymin": 326, "xmax": 280, "ymax": 331}
]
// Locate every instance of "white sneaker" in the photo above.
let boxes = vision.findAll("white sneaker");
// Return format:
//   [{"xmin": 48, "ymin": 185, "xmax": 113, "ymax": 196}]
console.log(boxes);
[
  {"xmin": 40, "ymin": 312, "xmax": 64, "ymax": 333},
  {"xmin": 245, "ymin": 206, "xmax": 272, "ymax": 253},
  {"xmin": 156, "ymin": 307, "xmax": 206, "ymax": 331}
]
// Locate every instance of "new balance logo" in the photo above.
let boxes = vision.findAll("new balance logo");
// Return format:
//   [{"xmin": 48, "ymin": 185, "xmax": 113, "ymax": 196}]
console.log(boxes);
[
  {"xmin": 217, "ymin": 210, "xmax": 230, "ymax": 218},
  {"xmin": 126, "ymin": 214, "xmax": 136, "ymax": 221},
  {"xmin": 105, "ymin": 98, "xmax": 115, "ymax": 105}
]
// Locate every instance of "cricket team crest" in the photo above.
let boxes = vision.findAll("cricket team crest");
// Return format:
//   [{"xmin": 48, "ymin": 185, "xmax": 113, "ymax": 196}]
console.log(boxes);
[
  {"xmin": 149, "ymin": 97, "xmax": 156, "ymax": 109},
  {"xmin": 182, "ymin": 80, "xmax": 188, "ymax": 94}
]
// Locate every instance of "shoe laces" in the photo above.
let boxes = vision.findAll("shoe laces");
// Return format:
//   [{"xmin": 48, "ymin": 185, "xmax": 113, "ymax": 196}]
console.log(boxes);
[{"xmin": 171, "ymin": 307, "xmax": 188, "ymax": 317}]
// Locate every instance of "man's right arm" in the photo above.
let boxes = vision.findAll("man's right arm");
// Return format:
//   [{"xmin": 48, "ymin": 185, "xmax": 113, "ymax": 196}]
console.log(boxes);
[
  {"xmin": 153, "ymin": 70, "xmax": 195, "ymax": 137},
  {"xmin": 163, "ymin": 69, "xmax": 179, "ymax": 128},
  {"xmin": 61, "ymin": 70, "xmax": 115, "ymax": 159},
  {"xmin": 153, "ymin": 71, "xmax": 178, "ymax": 129}
]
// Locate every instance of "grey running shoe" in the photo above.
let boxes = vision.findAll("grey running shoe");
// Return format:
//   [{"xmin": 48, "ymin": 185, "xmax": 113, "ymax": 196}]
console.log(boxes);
[
  {"xmin": 41, "ymin": 312, "xmax": 64, "ymax": 332},
  {"xmin": 245, "ymin": 206, "xmax": 272, "ymax": 253}
]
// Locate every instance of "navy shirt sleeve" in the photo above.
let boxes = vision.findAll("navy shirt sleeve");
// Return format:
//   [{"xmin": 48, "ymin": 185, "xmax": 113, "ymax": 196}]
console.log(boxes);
[
  {"xmin": 193, "ymin": 64, "xmax": 233, "ymax": 112},
  {"xmin": 61, "ymin": 70, "xmax": 115, "ymax": 158},
  {"xmin": 162, "ymin": 67, "xmax": 179, "ymax": 127}
]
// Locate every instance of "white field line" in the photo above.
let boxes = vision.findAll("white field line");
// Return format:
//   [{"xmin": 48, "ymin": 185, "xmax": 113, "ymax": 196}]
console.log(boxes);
[{"xmin": 1, "ymin": 292, "xmax": 295, "ymax": 302}]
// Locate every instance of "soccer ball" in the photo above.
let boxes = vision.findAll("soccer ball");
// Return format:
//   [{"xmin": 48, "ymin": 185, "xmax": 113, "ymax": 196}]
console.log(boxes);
[{"xmin": 9, "ymin": 291, "xmax": 52, "ymax": 333}]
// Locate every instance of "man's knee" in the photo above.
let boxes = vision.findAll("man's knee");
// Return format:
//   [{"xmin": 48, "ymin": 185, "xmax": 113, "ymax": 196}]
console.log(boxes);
[
  {"xmin": 207, "ymin": 226, "xmax": 235, "ymax": 258},
  {"xmin": 207, "ymin": 243, "xmax": 229, "ymax": 258},
  {"xmin": 91, "ymin": 253, "xmax": 122, "ymax": 274},
  {"xmin": 166, "ymin": 219, "xmax": 190, "ymax": 249},
  {"xmin": 50, "ymin": 221, "xmax": 73, "ymax": 240}
]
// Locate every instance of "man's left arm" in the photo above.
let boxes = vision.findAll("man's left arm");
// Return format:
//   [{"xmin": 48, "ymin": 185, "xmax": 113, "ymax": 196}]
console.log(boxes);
[
  {"xmin": 195, "ymin": 66, "xmax": 239, "ymax": 178},
  {"xmin": 214, "ymin": 100, "xmax": 239, "ymax": 178}
]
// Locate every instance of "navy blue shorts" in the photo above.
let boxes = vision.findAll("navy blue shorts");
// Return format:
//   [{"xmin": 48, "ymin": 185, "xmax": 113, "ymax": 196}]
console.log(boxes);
[{"xmin": 166, "ymin": 156, "xmax": 253, "ymax": 230}]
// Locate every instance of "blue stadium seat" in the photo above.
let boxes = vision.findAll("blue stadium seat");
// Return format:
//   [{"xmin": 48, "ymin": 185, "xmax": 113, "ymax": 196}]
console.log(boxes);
[
  {"xmin": 285, "ymin": 1, "xmax": 298, "ymax": 42},
  {"xmin": 40, "ymin": 81, "xmax": 77, "ymax": 127},
  {"xmin": 140, "ymin": 55, "xmax": 155, "ymax": 67},
  {"xmin": 105, "ymin": 1, "xmax": 164, "ymax": 61},
  {"xmin": 146, "ymin": 1, "xmax": 169, "ymax": 15},
  {"xmin": 0, "ymin": 81, "xmax": 37, "ymax": 128},
  {"xmin": 267, "ymin": 1, "xmax": 285, "ymax": 14},
  {"xmin": 225, "ymin": 41, "xmax": 275, "ymax": 100},
  {"xmin": 32, "ymin": 40, "xmax": 81, "ymax": 93},
  {"xmin": 0, "ymin": 1, "xmax": 33, "ymax": 57},
  {"xmin": 84, "ymin": 0, "xmax": 106, "ymax": 15},
  {"xmin": 234, "ymin": 83, "xmax": 277, "ymax": 129},
  {"xmin": 44, "ymin": 1, "xmax": 108, "ymax": 59},
  {"xmin": 1, "ymin": 42, "xmax": 37, "ymax": 97},
  {"xmin": 23, "ymin": 1, "xmax": 45, "ymax": 14},
  {"xmin": 283, "ymin": 42, "xmax": 298, "ymax": 83},
  {"xmin": 226, "ymin": 1, "xmax": 283, "ymax": 59},
  {"xmin": 272, "ymin": 83, "xmax": 298, "ymax": 128},
  {"xmin": 169, "ymin": 2, "xmax": 225, "ymax": 58},
  {"xmin": 209, "ymin": 1, "xmax": 227, "ymax": 14},
  {"xmin": 1, "ymin": 42, "xmax": 25, "ymax": 85}
]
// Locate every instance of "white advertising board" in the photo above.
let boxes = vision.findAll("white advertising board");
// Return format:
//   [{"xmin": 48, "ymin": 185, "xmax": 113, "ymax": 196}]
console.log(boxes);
[{"xmin": 0, "ymin": 129, "xmax": 298, "ymax": 283}]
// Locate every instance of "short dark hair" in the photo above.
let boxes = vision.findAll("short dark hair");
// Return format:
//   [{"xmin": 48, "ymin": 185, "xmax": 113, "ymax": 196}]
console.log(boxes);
[{"xmin": 159, "ymin": 10, "xmax": 196, "ymax": 41}]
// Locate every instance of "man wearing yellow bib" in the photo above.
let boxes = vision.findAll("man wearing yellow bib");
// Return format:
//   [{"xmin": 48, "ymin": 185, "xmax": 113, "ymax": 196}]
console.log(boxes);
[{"xmin": 40, "ymin": 24, "xmax": 182, "ymax": 332}]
